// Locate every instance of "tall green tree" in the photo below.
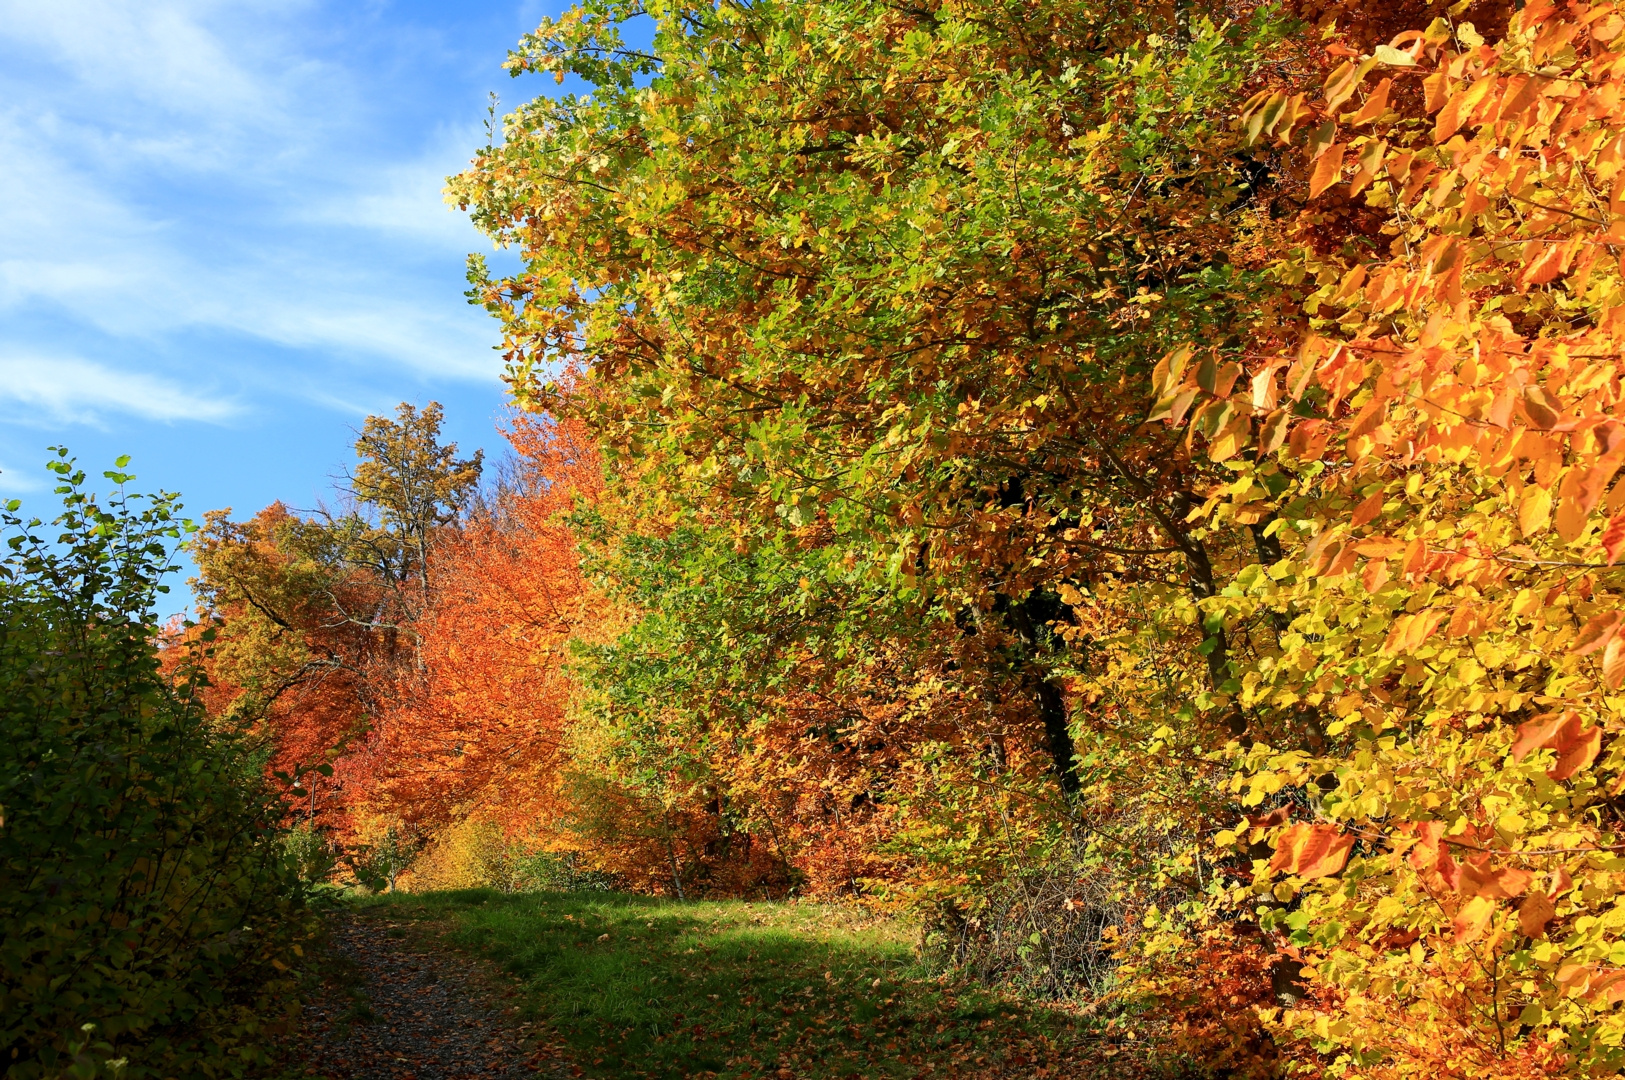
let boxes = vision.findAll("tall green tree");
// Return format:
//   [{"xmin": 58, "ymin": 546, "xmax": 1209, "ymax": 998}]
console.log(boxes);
[{"xmin": 450, "ymin": 0, "xmax": 1293, "ymax": 794}]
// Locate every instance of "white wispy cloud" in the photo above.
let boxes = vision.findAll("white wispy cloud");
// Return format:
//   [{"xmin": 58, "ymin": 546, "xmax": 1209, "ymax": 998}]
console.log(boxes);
[
  {"xmin": 0, "ymin": 0, "xmax": 503, "ymax": 401},
  {"xmin": 0, "ymin": 462, "xmax": 48, "ymax": 493},
  {"xmin": 0, "ymin": 354, "xmax": 242, "ymax": 425},
  {"xmin": 302, "ymin": 121, "xmax": 491, "ymax": 248}
]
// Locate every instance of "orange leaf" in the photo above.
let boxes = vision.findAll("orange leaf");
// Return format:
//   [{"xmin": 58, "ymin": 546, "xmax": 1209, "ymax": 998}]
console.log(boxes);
[
  {"xmin": 1351, "ymin": 491, "xmax": 1384, "ymax": 528},
  {"xmin": 1288, "ymin": 419, "xmax": 1328, "ymax": 460},
  {"xmin": 1589, "ymin": 970, "xmax": 1625, "ymax": 1006},
  {"xmin": 1572, "ymin": 611, "xmax": 1622, "ymax": 657},
  {"xmin": 1453, "ymin": 895, "xmax": 1497, "ymax": 944},
  {"xmin": 1551, "ymin": 723, "xmax": 1602, "ymax": 781},
  {"xmin": 1324, "ymin": 58, "xmax": 1377, "ymax": 113},
  {"xmin": 1560, "ymin": 460, "xmax": 1619, "ymax": 516},
  {"xmin": 1512, "ymin": 713, "xmax": 1573, "ymax": 761},
  {"xmin": 1459, "ymin": 859, "xmax": 1533, "ymax": 900},
  {"xmin": 1603, "ymin": 635, "xmax": 1625, "ymax": 689},
  {"xmin": 1354, "ymin": 537, "xmax": 1405, "ymax": 558},
  {"xmin": 1513, "ymin": 712, "xmax": 1603, "ymax": 780},
  {"xmin": 1362, "ymin": 558, "xmax": 1390, "ymax": 594},
  {"xmin": 1310, "ymin": 144, "xmax": 1346, "ymax": 199},
  {"xmin": 1600, "ymin": 509, "xmax": 1625, "ymax": 563},
  {"xmin": 1518, "ymin": 891, "xmax": 1556, "ymax": 939},
  {"xmin": 1401, "ymin": 609, "xmax": 1445, "ymax": 652},
  {"xmin": 1422, "ymin": 71, "xmax": 1450, "ymax": 114},
  {"xmin": 1382, "ymin": 614, "xmax": 1413, "ymax": 655},
  {"xmin": 1407, "ymin": 821, "xmax": 1447, "ymax": 869},
  {"xmin": 1558, "ymin": 962, "xmax": 1597, "ymax": 994},
  {"xmin": 1447, "ymin": 603, "xmax": 1481, "ymax": 638},
  {"xmin": 1497, "ymin": 73, "xmax": 1543, "ymax": 126},
  {"xmin": 1522, "ymin": 240, "xmax": 1575, "ymax": 287},
  {"xmin": 1248, "ymin": 806, "xmax": 1291, "ymax": 828},
  {"xmin": 1350, "ymin": 78, "xmax": 1393, "ymax": 125},
  {"xmin": 1270, "ymin": 824, "xmax": 1354, "ymax": 879}
]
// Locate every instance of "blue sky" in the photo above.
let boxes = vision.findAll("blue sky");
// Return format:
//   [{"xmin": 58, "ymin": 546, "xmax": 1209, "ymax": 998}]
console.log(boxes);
[{"xmin": 0, "ymin": 1, "xmax": 567, "ymax": 530}]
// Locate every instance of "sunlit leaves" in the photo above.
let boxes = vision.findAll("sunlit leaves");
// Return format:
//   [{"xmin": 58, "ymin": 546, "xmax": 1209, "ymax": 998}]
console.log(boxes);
[{"xmin": 1268, "ymin": 824, "xmax": 1354, "ymax": 880}]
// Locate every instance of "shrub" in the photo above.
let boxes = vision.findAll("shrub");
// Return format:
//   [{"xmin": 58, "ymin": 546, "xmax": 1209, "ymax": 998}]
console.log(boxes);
[{"xmin": 0, "ymin": 453, "xmax": 312, "ymax": 1079}]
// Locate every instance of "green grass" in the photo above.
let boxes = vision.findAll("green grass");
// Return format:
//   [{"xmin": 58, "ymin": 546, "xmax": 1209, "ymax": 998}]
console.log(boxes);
[{"xmin": 349, "ymin": 889, "xmax": 1103, "ymax": 1080}]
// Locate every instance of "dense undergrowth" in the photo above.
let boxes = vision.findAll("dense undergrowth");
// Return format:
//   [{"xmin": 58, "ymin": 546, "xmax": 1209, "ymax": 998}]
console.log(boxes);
[{"xmin": 0, "ymin": 456, "xmax": 311, "ymax": 1080}]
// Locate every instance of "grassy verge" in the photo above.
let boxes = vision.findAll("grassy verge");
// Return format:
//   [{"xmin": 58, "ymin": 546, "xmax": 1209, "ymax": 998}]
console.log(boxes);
[{"xmin": 349, "ymin": 889, "xmax": 1115, "ymax": 1079}]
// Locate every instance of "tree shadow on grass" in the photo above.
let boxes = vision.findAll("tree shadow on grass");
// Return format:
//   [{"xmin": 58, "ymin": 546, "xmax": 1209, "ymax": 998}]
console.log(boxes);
[{"xmin": 352, "ymin": 888, "xmax": 1107, "ymax": 1080}]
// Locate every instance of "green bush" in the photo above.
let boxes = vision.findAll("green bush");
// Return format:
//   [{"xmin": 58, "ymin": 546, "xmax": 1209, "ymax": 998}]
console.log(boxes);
[{"xmin": 0, "ymin": 452, "xmax": 313, "ymax": 1079}]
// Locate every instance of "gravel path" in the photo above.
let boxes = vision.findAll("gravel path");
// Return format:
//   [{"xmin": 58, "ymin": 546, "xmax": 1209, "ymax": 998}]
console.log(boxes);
[{"xmin": 295, "ymin": 916, "xmax": 574, "ymax": 1080}]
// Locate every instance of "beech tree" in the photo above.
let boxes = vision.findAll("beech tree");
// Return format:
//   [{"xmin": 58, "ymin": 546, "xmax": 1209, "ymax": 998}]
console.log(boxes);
[
  {"xmin": 191, "ymin": 402, "xmax": 484, "ymax": 831},
  {"xmin": 450, "ymin": 0, "xmax": 1287, "ymax": 795},
  {"xmin": 449, "ymin": 0, "xmax": 1625, "ymax": 1074}
]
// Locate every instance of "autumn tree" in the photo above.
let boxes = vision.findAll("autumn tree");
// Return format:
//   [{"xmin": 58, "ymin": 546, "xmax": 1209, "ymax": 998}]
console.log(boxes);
[
  {"xmin": 448, "ymin": 0, "xmax": 1295, "ymax": 919},
  {"xmin": 449, "ymin": 0, "xmax": 1625, "ymax": 1073},
  {"xmin": 343, "ymin": 401, "xmax": 483, "ymax": 620},
  {"xmin": 1141, "ymin": 2, "xmax": 1625, "ymax": 1073},
  {"xmin": 360, "ymin": 416, "xmax": 595, "ymax": 841},
  {"xmin": 191, "ymin": 401, "xmax": 483, "ymax": 834}
]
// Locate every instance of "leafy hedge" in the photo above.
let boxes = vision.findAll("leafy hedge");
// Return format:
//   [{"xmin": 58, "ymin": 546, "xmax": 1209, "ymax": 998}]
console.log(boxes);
[{"xmin": 0, "ymin": 453, "xmax": 313, "ymax": 1079}]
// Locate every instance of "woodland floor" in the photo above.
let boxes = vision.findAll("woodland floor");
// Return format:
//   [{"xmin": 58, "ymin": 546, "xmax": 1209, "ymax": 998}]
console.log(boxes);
[{"xmin": 291, "ymin": 889, "xmax": 1145, "ymax": 1080}]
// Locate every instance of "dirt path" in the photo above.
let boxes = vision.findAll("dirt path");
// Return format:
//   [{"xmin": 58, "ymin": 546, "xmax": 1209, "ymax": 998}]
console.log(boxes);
[{"xmin": 294, "ymin": 915, "xmax": 575, "ymax": 1080}]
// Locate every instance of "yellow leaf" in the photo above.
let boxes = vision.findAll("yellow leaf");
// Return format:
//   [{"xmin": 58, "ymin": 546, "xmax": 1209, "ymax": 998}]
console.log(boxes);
[
  {"xmin": 1250, "ymin": 365, "xmax": 1280, "ymax": 411},
  {"xmin": 1259, "ymin": 409, "xmax": 1289, "ymax": 454},
  {"xmin": 1151, "ymin": 346, "xmax": 1191, "ymax": 398},
  {"xmin": 1373, "ymin": 44, "xmax": 1417, "ymax": 67},
  {"xmin": 1519, "ymin": 486, "xmax": 1553, "ymax": 537}
]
